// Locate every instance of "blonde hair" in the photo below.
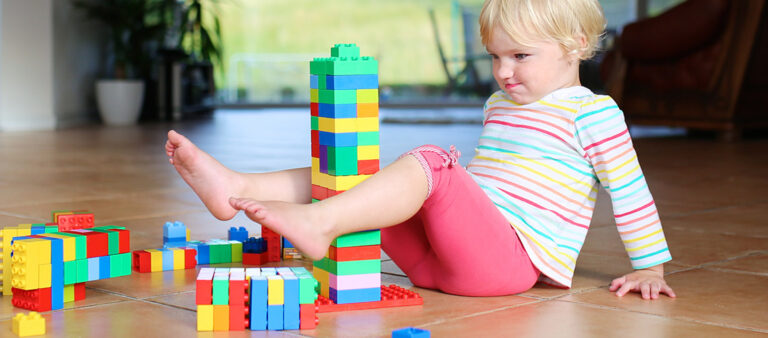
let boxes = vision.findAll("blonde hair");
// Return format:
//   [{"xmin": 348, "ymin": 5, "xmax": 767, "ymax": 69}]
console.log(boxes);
[{"xmin": 479, "ymin": 0, "xmax": 606, "ymax": 60}]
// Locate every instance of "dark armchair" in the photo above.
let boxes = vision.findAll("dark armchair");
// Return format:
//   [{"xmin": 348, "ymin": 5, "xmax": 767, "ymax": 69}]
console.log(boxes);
[{"xmin": 600, "ymin": 0, "xmax": 768, "ymax": 139}]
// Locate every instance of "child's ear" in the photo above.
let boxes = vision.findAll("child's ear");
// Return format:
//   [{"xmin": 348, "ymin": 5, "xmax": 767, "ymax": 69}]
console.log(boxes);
[{"xmin": 572, "ymin": 34, "xmax": 588, "ymax": 60}]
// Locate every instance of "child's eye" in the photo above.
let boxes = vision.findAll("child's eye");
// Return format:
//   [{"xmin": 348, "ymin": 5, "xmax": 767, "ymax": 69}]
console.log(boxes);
[
  {"xmin": 489, "ymin": 53, "xmax": 499, "ymax": 60},
  {"xmin": 515, "ymin": 54, "xmax": 529, "ymax": 60}
]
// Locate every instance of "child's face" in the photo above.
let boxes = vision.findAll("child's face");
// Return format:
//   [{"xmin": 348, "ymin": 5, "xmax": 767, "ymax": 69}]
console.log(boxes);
[{"xmin": 486, "ymin": 28, "xmax": 581, "ymax": 104}]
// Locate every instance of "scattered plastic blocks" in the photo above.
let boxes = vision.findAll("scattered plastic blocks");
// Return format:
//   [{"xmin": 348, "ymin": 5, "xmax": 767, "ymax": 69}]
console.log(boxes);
[
  {"xmin": 196, "ymin": 267, "xmax": 319, "ymax": 331},
  {"xmin": 392, "ymin": 327, "xmax": 431, "ymax": 338},
  {"xmin": 12, "ymin": 311, "xmax": 45, "ymax": 337},
  {"xmin": 228, "ymin": 226, "xmax": 248, "ymax": 242},
  {"xmin": 132, "ymin": 247, "xmax": 196, "ymax": 273}
]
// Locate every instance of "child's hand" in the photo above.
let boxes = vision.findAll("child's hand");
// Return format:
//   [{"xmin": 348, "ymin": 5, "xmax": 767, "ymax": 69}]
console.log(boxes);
[{"xmin": 609, "ymin": 264, "xmax": 676, "ymax": 300}]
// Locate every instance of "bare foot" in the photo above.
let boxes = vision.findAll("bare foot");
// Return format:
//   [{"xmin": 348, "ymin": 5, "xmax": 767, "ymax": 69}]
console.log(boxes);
[
  {"xmin": 229, "ymin": 197, "xmax": 333, "ymax": 260},
  {"xmin": 166, "ymin": 130, "xmax": 242, "ymax": 220}
]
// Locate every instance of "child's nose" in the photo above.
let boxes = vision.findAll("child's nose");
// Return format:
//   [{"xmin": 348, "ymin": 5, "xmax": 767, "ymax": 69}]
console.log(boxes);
[{"xmin": 497, "ymin": 60, "xmax": 514, "ymax": 79}]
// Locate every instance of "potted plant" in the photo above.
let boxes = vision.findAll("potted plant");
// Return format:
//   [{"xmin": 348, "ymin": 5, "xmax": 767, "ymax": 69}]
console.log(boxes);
[{"xmin": 73, "ymin": 0, "xmax": 166, "ymax": 126}]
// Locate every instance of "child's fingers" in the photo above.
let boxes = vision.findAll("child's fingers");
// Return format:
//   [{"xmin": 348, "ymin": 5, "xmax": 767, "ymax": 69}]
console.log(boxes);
[
  {"xmin": 650, "ymin": 283, "xmax": 660, "ymax": 299},
  {"xmin": 641, "ymin": 283, "xmax": 651, "ymax": 300},
  {"xmin": 615, "ymin": 280, "xmax": 636, "ymax": 297},
  {"xmin": 609, "ymin": 276, "xmax": 625, "ymax": 291},
  {"xmin": 660, "ymin": 284, "xmax": 677, "ymax": 298}
]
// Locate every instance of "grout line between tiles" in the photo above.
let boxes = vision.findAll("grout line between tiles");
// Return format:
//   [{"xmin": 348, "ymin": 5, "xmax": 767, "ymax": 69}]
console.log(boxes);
[
  {"xmin": 664, "ymin": 251, "xmax": 768, "ymax": 276},
  {"xmin": 416, "ymin": 298, "xmax": 545, "ymax": 328}
]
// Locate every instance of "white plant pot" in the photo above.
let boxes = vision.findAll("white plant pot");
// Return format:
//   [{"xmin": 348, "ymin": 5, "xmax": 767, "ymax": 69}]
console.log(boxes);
[{"xmin": 96, "ymin": 79, "xmax": 145, "ymax": 126}]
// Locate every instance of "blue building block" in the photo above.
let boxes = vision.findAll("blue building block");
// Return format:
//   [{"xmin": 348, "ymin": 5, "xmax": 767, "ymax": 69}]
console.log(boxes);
[
  {"xmin": 318, "ymin": 103, "xmax": 357, "ymax": 118},
  {"xmin": 319, "ymin": 131, "xmax": 357, "ymax": 147},
  {"xmin": 87, "ymin": 257, "xmax": 100, "ymax": 281},
  {"xmin": 330, "ymin": 286, "xmax": 381, "ymax": 304},
  {"xmin": 228, "ymin": 226, "xmax": 249, "ymax": 242},
  {"xmin": 39, "ymin": 236, "xmax": 64, "ymax": 310},
  {"xmin": 163, "ymin": 221, "xmax": 187, "ymax": 238},
  {"xmin": 310, "ymin": 74, "xmax": 318, "ymax": 89},
  {"xmin": 99, "ymin": 255, "xmax": 110, "ymax": 280},
  {"xmin": 283, "ymin": 275, "xmax": 300, "ymax": 330},
  {"xmin": 30, "ymin": 225, "xmax": 45, "ymax": 235},
  {"xmin": 197, "ymin": 243, "xmax": 210, "ymax": 265},
  {"xmin": 243, "ymin": 237, "xmax": 266, "ymax": 254},
  {"xmin": 267, "ymin": 305, "xmax": 283, "ymax": 330},
  {"xmin": 326, "ymin": 74, "xmax": 378, "ymax": 90},
  {"xmin": 392, "ymin": 327, "xmax": 431, "ymax": 338},
  {"xmin": 161, "ymin": 248, "xmax": 174, "ymax": 271},
  {"xmin": 250, "ymin": 276, "xmax": 268, "ymax": 330}
]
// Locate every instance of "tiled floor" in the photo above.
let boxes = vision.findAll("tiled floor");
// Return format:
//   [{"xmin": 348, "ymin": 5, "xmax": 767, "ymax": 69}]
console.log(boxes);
[{"xmin": 0, "ymin": 109, "xmax": 767, "ymax": 337}]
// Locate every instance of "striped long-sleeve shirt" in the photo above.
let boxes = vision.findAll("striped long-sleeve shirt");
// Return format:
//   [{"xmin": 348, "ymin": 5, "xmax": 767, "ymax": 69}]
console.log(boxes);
[{"xmin": 466, "ymin": 87, "xmax": 671, "ymax": 288}]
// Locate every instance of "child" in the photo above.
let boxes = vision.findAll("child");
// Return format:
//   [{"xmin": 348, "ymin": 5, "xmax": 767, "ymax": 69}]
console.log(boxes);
[{"xmin": 165, "ymin": 0, "xmax": 675, "ymax": 299}]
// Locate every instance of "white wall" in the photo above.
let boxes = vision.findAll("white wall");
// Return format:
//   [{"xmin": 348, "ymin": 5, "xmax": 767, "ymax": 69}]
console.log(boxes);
[{"xmin": 0, "ymin": 0, "xmax": 104, "ymax": 131}]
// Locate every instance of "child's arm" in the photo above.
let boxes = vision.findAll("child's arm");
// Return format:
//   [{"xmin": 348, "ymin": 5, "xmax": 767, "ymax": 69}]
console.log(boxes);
[
  {"xmin": 609, "ymin": 263, "xmax": 676, "ymax": 300},
  {"xmin": 574, "ymin": 97, "xmax": 673, "ymax": 299}
]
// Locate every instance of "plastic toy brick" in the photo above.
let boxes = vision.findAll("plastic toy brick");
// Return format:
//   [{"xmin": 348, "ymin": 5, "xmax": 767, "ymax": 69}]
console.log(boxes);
[
  {"xmin": 267, "ymin": 305, "xmax": 284, "ymax": 330},
  {"xmin": 11, "ymin": 238, "xmax": 51, "ymax": 290},
  {"xmin": 212, "ymin": 305, "xmax": 230, "ymax": 331},
  {"xmin": 243, "ymin": 237, "xmax": 266, "ymax": 254},
  {"xmin": 230, "ymin": 241, "xmax": 243, "ymax": 263},
  {"xmin": 316, "ymin": 285, "xmax": 423, "ymax": 313},
  {"xmin": 326, "ymin": 74, "xmax": 378, "ymax": 90},
  {"xmin": 299, "ymin": 303, "xmax": 319, "ymax": 330},
  {"xmin": 319, "ymin": 130, "xmax": 357, "ymax": 147},
  {"xmin": 12, "ymin": 311, "xmax": 45, "ymax": 337},
  {"xmin": 357, "ymin": 144, "xmax": 379, "ymax": 160},
  {"xmin": 132, "ymin": 250, "xmax": 150, "ymax": 273},
  {"xmin": 196, "ymin": 268, "xmax": 214, "ymax": 305},
  {"xmin": 249, "ymin": 275, "xmax": 268, "ymax": 330},
  {"xmin": 318, "ymin": 103, "xmax": 357, "ymax": 118},
  {"xmin": 65, "ymin": 230, "xmax": 108, "ymax": 258},
  {"xmin": 56, "ymin": 213, "xmax": 94, "ymax": 231},
  {"xmin": 197, "ymin": 305, "xmax": 214, "ymax": 331},
  {"xmin": 358, "ymin": 159, "xmax": 380, "ymax": 175},
  {"xmin": 90, "ymin": 229, "xmax": 119, "ymax": 255},
  {"xmin": 229, "ymin": 305, "xmax": 246, "ymax": 331},
  {"xmin": 329, "ymin": 272, "xmax": 381, "ymax": 290},
  {"xmin": 73, "ymin": 282, "xmax": 86, "ymax": 301},
  {"xmin": 357, "ymin": 103, "xmax": 379, "ymax": 118},
  {"xmin": 283, "ymin": 275, "xmax": 300, "ymax": 330},
  {"xmin": 330, "ymin": 286, "xmax": 381, "ymax": 304},
  {"xmin": 184, "ymin": 248, "xmax": 197, "ymax": 269},
  {"xmin": 63, "ymin": 284, "xmax": 74, "ymax": 303},
  {"xmin": 329, "ymin": 244, "xmax": 381, "ymax": 261},
  {"xmin": 228, "ymin": 227, "xmax": 248, "ymax": 242},
  {"xmin": 242, "ymin": 252, "xmax": 267, "ymax": 266},
  {"xmin": 392, "ymin": 327, "xmax": 431, "ymax": 338},
  {"xmin": 11, "ymin": 287, "xmax": 51, "ymax": 312},
  {"xmin": 356, "ymin": 89, "xmax": 379, "ymax": 104},
  {"xmin": 171, "ymin": 248, "xmax": 185, "ymax": 270},
  {"xmin": 331, "ymin": 43, "xmax": 360, "ymax": 58},
  {"xmin": 331, "ymin": 230, "xmax": 381, "ymax": 247}
]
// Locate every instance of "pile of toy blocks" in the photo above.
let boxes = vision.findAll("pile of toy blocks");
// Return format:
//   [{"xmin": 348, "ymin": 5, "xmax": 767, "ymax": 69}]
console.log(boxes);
[
  {"xmin": 309, "ymin": 43, "xmax": 383, "ymax": 304},
  {"xmin": 162, "ymin": 221, "xmax": 190, "ymax": 248},
  {"xmin": 0, "ymin": 211, "xmax": 131, "ymax": 311},
  {"xmin": 236, "ymin": 226, "xmax": 282, "ymax": 265},
  {"xmin": 196, "ymin": 267, "xmax": 319, "ymax": 331},
  {"xmin": 132, "ymin": 247, "xmax": 197, "ymax": 272}
]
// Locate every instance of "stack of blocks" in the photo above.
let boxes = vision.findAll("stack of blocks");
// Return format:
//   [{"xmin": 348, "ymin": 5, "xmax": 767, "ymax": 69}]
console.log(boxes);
[
  {"xmin": 132, "ymin": 247, "xmax": 197, "ymax": 272},
  {"xmin": 196, "ymin": 267, "xmax": 319, "ymax": 331},
  {"xmin": 310, "ymin": 43, "xmax": 382, "ymax": 304},
  {"xmin": 0, "ymin": 211, "xmax": 131, "ymax": 312}
]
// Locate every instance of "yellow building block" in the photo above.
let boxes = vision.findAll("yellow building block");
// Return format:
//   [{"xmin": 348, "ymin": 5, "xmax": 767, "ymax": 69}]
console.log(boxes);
[
  {"xmin": 212, "ymin": 305, "xmax": 229, "ymax": 331},
  {"xmin": 318, "ymin": 117, "xmax": 357, "ymax": 133},
  {"xmin": 357, "ymin": 117, "xmax": 379, "ymax": 132},
  {"xmin": 186, "ymin": 229, "xmax": 190, "ymax": 241},
  {"xmin": 38, "ymin": 264, "xmax": 51, "ymax": 288},
  {"xmin": 334, "ymin": 174, "xmax": 371, "ymax": 191},
  {"xmin": 310, "ymin": 89, "xmax": 318, "ymax": 103},
  {"xmin": 12, "ymin": 311, "xmax": 45, "ymax": 337},
  {"xmin": 1, "ymin": 227, "xmax": 19, "ymax": 295},
  {"xmin": 197, "ymin": 305, "xmax": 214, "ymax": 331},
  {"xmin": 63, "ymin": 284, "xmax": 74, "ymax": 302},
  {"xmin": 171, "ymin": 248, "xmax": 185, "ymax": 270},
  {"xmin": 312, "ymin": 267, "xmax": 330, "ymax": 298},
  {"xmin": 44, "ymin": 234, "xmax": 76, "ymax": 261},
  {"xmin": 267, "ymin": 275, "xmax": 284, "ymax": 305},
  {"xmin": 11, "ymin": 239, "xmax": 51, "ymax": 290},
  {"xmin": 356, "ymin": 89, "xmax": 379, "ymax": 103},
  {"xmin": 312, "ymin": 157, "xmax": 320, "ymax": 170},
  {"xmin": 358, "ymin": 145, "xmax": 380, "ymax": 160},
  {"xmin": 146, "ymin": 249, "xmax": 163, "ymax": 272}
]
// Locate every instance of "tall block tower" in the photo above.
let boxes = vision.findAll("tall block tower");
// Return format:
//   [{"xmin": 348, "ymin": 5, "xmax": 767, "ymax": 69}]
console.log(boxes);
[{"xmin": 309, "ymin": 44, "xmax": 383, "ymax": 304}]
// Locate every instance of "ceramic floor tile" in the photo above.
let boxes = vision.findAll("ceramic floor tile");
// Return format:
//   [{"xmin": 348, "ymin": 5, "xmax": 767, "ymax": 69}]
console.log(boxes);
[
  {"xmin": 708, "ymin": 252, "xmax": 768, "ymax": 275},
  {"xmin": 580, "ymin": 226, "xmax": 768, "ymax": 267},
  {"xmin": 661, "ymin": 202, "xmax": 768, "ymax": 238},
  {"xmin": 563, "ymin": 268, "xmax": 768, "ymax": 332},
  {"xmin": 421, "ymin": 299, "xmax": 766, "ymax": 337}
]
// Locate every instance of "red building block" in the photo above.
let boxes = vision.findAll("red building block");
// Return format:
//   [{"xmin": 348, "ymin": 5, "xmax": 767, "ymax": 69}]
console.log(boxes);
[
  {"xmin": 262, "ymin": 227, "xmax": 281, "ymax": 262},
  {"xmin": 358, "ymin": 159, "xmax": 379, "ymax": 175},
  {"xmin": 311, "ymin": 184, "xmax": 328, "ymax": 200},
  {"xmin": 132, "ymin": 250, "xmax": 151, "ymax": 273},
  {"xmin": 229, "ymin": 279, "xmax": 248, "ymax": 306},
  {"xmin": 310, "ymin": 102, "xmax": 319, "ymax": 116},
  {"xmin": 108, "ymin": 228, "xmax": 131, "ymax": 254},
  {"xmin": 329, "ymin": 244, "xmax": 381, "ymax": 261},
  {"xmin": 11, "ymin": 288, "xmax": 51, "ymax": 311},
  {"xmin": 184, "ymin": 248, "xmax": 197, "ymax": 269},
  {"xmin": 57, "ymin": 213, "xmax": 95, "ymax": 230},
  {"xmin": 74, "ymin": 283, "xmax": 86, "ymax": 301},
  {"xmin": 229, "ymin": 305, "xmax": 247, "ymax": 331},
  {"xmin": 64, "ymin": 230, "xmax": 108, "ymax": 258},
  {"xmin": 311, "ymin": 130, "xmax": 320, "ymax": 157},
  {"xmin": 242, "ymin": 252, "xmax": 267, "ymax": 266},
  {"xmin": 299, "ymin": 303, "xmax": 319, "ymax": 330},
  {"xmin": 196, "ymin": 279, "xmax": 212, "ymax": 305},
  {"xmin": 316, "ymin": 285, "xmax": 423, "ymax": 313}
]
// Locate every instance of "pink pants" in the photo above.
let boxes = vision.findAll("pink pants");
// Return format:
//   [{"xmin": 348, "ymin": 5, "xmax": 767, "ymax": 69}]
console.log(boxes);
[{"xmin": 381, "ymin": 145, "xmax": 540, "ymax": 296}]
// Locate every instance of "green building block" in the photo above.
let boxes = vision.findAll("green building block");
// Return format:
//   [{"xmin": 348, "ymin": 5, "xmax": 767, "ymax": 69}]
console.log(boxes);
[
  {"xmin": 55, "ymin": 232, "xmax": 87, "ymax": 260},
  {"xmin": 63, "ymin": 260, "xmax": 77, "ymax": 285},
  {"xmin": 331, "ymin": 43, "xmax": 360, "ymax": 58},
  {"xmin": 328, "ymin": 146, "xmax": 358, "ymax": 176},
  {"xmin": 212, "ymin": 277, "xmax": 229, "ymax": 305},
  {"xmin": 332, "ymin": 230, "xmax": 381, "ymax": 247},
  {"xmin": 109, "ymin": 253, "xmax": 131, "ymax": 278},
  {"xmin": 75, "ymin": 259, "xmax": 88, "ymax": 283},
  {"xmin": 297, "ymin": 274, "xmax": 319, "ymax": 304},
  {"xmin": 230, "ymin": 241, "xmax": 243, "ymax": 263},
  {"xmin": 44, "ymin": 225, "xmax": 58, "ymax": 233},
  {"xmin": 310, "ymin": 57, "xmax": 329, "ymax": 75},
  {"xmin": 318, "ymin": 89, "xmax": 357, "ymax": 104},
  {"xmin": 311, "ymin": 116, "xmax": 319, "ymax": 130},
  {"xmin": 318, "ymin": 73, "xmax": 327, "ymax": 90},
  {"xmin": 316, "ymin": 257, "xmax": 381, "ymax": 275},
  {"xmin": 357, "ymin": 131, "xmax": 380, "ymax": 146}
]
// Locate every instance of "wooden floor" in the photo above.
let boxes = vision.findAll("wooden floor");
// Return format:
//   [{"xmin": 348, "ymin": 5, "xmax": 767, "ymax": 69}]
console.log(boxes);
[{"xmin": 1, "ymin": 110, "xmax": 767, "ymax": 337}]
